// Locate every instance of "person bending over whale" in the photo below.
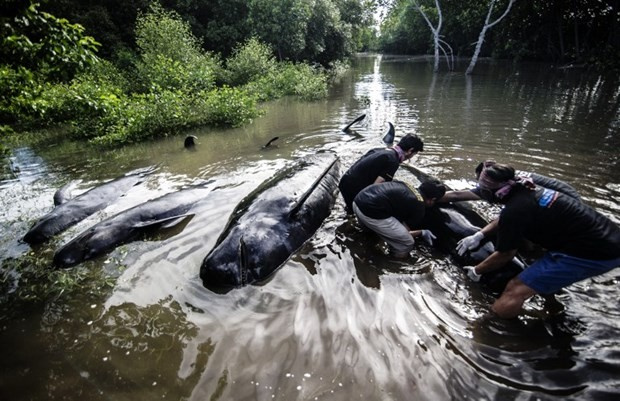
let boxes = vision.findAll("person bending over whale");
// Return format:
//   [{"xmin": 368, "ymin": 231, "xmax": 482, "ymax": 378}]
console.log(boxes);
[
  {"xmin": 457, "ymin": 162, "xmax": 620, "ymax": 318},
  {"xmin": 440, "ymin": 160, "xmax": 582, "ymax": 256},
  {"xmin": 352, "ymin": 179, "xmax": 446, "ymax": 259},
  {"xmin": 441, "ymin": 160, "xmax": 581, "ymax": 204},
  {"xmin": 339, "ymin": 133, "xmax": 424, "ymax": 213}
]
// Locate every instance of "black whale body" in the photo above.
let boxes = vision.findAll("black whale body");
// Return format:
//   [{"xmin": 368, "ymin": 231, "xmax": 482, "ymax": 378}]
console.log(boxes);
[
  {"xmin": 23, "ymin": 166, "xmax": 157, "ymax": 244},
  {"xmin": 200, "ymin": 153, "xmax": 340, "ymax": 291},
  {"xmin": 53, "ymin": 182, "xmax": 213, "ymax": 268},
  {"xmin": 400, "ymin": 165, "xmax": 524, "ymax": 293}
]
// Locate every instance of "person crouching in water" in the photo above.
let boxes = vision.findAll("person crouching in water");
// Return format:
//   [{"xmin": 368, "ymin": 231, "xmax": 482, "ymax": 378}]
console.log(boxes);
[
  {"xmin": 459, "ymin": 162, "xmax": 620, "ymax": 318},
  {"xmin": 352, "ymin": 179, "xmax": 446, "ymax": 259},
  {"xmin": 339, "ymin": 133, "xmax": 424, "ymax": 213}
]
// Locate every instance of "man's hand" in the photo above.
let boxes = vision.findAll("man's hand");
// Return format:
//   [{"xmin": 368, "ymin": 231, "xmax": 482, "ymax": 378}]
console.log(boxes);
[
  {"xmin": 456, "ymin": 231, "xmax": 484, "ymax": 256},
  {"xmin": 420, "ymin": 230, "xmax": 436, "ymax": 246},
  {"xmin": 463, "ymin": 266, "xmax": 482, "ymax": 282}
]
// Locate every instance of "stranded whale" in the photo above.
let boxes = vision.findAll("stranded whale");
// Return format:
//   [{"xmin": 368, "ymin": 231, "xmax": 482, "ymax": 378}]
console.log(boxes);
[
  {"xmin": 200, "ymin": 152, "xmax": 340, "ymax": 291},
  {"xmin": 53, "ymin": 181, "xmax": 214, "ymax": 268},
  {"xmin": 23, "ymin": 166, "xmax": 158, "ymax": 245}
]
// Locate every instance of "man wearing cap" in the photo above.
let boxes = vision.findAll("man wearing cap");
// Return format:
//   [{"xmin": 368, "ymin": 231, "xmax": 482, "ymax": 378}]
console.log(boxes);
[
  {"xmin": 339, "ymin": 133, "xmax": 424, "ymax": 213},
  {"xmin": 458, "ymin": 162, "xmax": 620, "ymax": 318},
  {"xmin": 352, "ymin": 179, "xmax": 445, "ymax": 259}
]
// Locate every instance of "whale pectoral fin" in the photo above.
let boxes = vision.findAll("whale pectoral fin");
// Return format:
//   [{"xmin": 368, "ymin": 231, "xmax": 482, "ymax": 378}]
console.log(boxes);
[{"xmin": 133, "ymin": 213, "xmax": 195, "ymax": 229}]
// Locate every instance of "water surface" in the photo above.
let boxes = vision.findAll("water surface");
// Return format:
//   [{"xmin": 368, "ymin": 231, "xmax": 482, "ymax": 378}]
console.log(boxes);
[{"xmin": 1, "ymin": 55, "xmax": 619, "ymax": 401}]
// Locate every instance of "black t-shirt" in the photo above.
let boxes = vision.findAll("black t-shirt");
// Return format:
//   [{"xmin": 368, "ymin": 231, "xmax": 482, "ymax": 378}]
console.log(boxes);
[
  {"xmin": 339, "ymin": 148, "xmax": 400, "ymax": 207},
  {"xmin": 353, "ymin": 180, "xmax": 426, "ymax": 228},
  {"xmin": 496, "ymin": 187, "xmax": 620, "ymax": 260}
]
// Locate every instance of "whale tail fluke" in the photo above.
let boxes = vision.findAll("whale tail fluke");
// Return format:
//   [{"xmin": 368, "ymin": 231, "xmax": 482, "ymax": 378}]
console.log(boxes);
[
  {"xmin": 262, "ymin": 136, "xmax": 279, "ymax": 149},
  {"xmin": 342, "ymin": 114, "xmax": 366, "ymax": 133},
  {"xmin": 383, "ymin": 122, "xmax": 395, "ymax": 146}
]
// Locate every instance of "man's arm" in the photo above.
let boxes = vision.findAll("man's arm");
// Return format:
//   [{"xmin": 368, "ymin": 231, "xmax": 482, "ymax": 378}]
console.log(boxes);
[
  {"xmin": 479, "ymin": 219, "xmax": 499, "ymax": 237},
  {"xmin": 374, "ymin": 176, "xmax": 386, "ymax": 184},
  {"xmin": 439, "ymin": 190, "xmax": 481, "ymax": 203},
  {"xmin": 473, "ymin": 248, "xmax": 518, "ymax": 275}
]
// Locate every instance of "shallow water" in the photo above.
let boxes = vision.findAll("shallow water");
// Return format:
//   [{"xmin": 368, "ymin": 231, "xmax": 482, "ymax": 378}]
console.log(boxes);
[{"xmin": 1, "ymin": 55, "xmax": 619, "ymax": 400}]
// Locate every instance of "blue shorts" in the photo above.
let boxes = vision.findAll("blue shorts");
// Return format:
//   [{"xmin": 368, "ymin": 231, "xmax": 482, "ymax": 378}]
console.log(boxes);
[{"xmin": 519, "ymin": 251, "xmax": 620, "ymax": 294}]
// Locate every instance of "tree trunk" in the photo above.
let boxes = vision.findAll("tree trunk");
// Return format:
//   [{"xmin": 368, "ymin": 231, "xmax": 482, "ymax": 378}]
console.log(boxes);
[
  {"xmin": 412, "ymin": 0, "xmax": 444, "ymax": 73},
  {"xmin": 466, "ymin": 0, "xmax": 516, "ymax": 75}
]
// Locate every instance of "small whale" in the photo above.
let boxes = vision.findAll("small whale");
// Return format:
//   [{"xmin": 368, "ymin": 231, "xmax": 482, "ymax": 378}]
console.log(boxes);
[
  {"xmin": 53, "ymin": 181, "xmax": 214, "ymax": 268},
  {"xmin": 184, "ymin": 135, "xmax": 198, "ymax": 149},
  {"xmin": 23, "ymin": 165, "xmax": 158, "ymax": 245}
]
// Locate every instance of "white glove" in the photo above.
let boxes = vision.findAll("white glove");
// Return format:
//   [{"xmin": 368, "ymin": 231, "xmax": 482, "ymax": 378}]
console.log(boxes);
[
  {"xmin": 463, "ymin": 266, "xmax": 482, "ymax": 282},
  {"xmin": 420, "ymin": 230, "xmax": 436, "ymax": 246},
  {"xmin": 456, "ymin": 231, "xmax": 484, "ymax": 256}
]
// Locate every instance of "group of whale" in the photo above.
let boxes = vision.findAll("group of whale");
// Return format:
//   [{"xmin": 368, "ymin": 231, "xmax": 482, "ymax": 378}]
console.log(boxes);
[{"xmin": 22, "ymin": 115, "xmax": 520, "ymax": 293}]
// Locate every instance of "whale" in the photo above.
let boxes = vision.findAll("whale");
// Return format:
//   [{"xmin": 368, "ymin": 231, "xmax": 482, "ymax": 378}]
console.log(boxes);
[
  {"xmin": 23, "ymin": 165, "xmax": 158, "ymax": 245},
  {"xmin": 399, "ymin": 164, "xmax": 525, "ymax": 293},
  {"xmin": 53, "ymin": 181, "xmax": 214, "ymax": 268},
  {"xmin": 200, "ymin": 152, "xmax": 340, "ymax": 291}
]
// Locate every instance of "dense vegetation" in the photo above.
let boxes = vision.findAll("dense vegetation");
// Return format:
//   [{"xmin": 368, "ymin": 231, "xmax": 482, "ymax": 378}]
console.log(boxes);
[
  {"xmin": 379, "ymin": 0, "xmax": 619, "ymax": 71},
  {"xmin": 1, "ymin": 0, "xmax": 617, "ymax": 152},
  {"xmin": 0, "ymin": 0, "xmax": 378, "ymax": 150}
]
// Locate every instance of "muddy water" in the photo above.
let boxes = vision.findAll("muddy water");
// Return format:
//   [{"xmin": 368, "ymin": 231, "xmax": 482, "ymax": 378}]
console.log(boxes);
[{"xmin": 1, "ymin": 55, "xmax": 619, "ymax": 400}]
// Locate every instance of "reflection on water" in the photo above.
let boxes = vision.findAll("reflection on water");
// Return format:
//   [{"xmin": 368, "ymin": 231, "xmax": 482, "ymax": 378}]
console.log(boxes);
[{"xmin": 1, "ymin": 56, "xmax": 619, "ymax": 400}]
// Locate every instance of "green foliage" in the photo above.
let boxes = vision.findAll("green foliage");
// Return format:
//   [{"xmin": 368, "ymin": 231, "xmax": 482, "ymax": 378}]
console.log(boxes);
[
  {"xmin": 135, "ymin": 2, "xmax": 201, "ymax": 62},
  {"xmin": 224, "ymin": 38, "xmax": 277, "ymax": 86},
  {"xmin": 87, "ymin": 87, "xmax": 260, "ymax": 147},
  {"xmin": 244, "ymin": 62, "xmax": 328, "ymax": 101},
  {"xmin": 0, "ymin": 66, "xmax": 39, "ymax": 123},
  {"xmin": 200, "ymin": 86, "xmax": 261, "ymax": 127},
  {"xmin": 0, "ymin": 125, "xmax": 15, "ymax": 155},
  {"xmin": 1, "ymin": 1, "xmax": 340, "ymax": 147},
  {"xmin": 134, "ymin": 2, "xmax": 221, "ymax": 92},
  {"xmin": 248, "ymin": 0, "xmax": 312, "ymax": 61},
  {"xmin": 2, "ymin": 2, "xmax": 100, "ymax": 82}
]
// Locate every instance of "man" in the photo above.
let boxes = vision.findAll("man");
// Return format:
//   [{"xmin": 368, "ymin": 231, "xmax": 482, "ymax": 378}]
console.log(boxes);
[
  {"xmin": 458, "ymin": 162, "xmax": 620, "ymax": 318},
  {"xmin": 440, "ymin": 160, "xmax": 582, "ymax": 256},
  {"xmin": 441, "ymin": 161, "xmax": 581, "ymax": 203},
  {"xmin": 352, "ymin": 179, "xmax": 446, "ymax": 258},
  {"xmin": 339, "ymin": 133, "xmax": 424, "ymax": 212}
]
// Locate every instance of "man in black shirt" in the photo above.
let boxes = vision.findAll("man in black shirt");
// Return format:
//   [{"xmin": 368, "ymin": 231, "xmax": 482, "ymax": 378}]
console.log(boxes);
[
  {"xmin": 461, "ymin": 162, "xmax": 620, "ymax": 318},
  {"xmin": 441, "ymin": 160, "xmax": 582, "ymax": 255},
  {"xmin": 339, "ymin": 133, "xmax": 424, "ymax": 212},
  {"xmin": 441, "ymin": 160, "xmax": 581, "ymax": 204},
  {"xmin": 352, "ymin": 179, "xmax": 446, "ymax": 258}
]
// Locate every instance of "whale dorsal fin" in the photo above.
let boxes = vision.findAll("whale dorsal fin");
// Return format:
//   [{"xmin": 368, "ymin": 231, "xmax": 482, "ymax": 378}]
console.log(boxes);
[
  {"xmin": 287, "ymin": 156, "xmax": 338, "ymax": 219},
  {"xmin": 132, "ymin": 213, "xmax": 194, "ymax": 229}
]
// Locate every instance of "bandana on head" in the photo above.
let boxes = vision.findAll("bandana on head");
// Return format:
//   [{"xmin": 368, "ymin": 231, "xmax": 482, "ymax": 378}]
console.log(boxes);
[
  {"xmin": 393, "ymin": 145, "xmax": 406, "ymax": 162},
  {"xmin": 477, "ymin": 160, "xmax": 534, "ymax": 199}
]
